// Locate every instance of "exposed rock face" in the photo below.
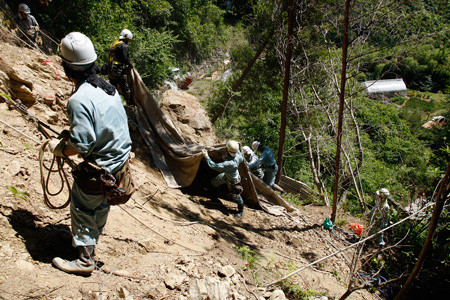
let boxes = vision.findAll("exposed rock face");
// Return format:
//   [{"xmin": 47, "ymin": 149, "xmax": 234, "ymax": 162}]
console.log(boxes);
[
  {"xmin": 0, "ymin": 39, "xmax": 71, "ymax": 106},
  {"xmin": 159, "ymin": 89, "xmax": 221, "ymax": 146}
]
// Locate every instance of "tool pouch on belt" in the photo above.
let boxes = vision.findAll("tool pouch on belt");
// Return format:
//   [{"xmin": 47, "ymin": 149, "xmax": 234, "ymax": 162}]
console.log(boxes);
[
  {"xmin": 71, "ymin": 162, "xmax": 103, "ymax": 195},
  {"xmin": 101, "ymin": 160, "xmax": 135, "ymax": 205},
  {"xmin": 109, "ymin": 64, "xmax": 124, "ymax": 81},
  {"xmin": 227, "ymin": 178, "xmax": 243, "ymax": 196}
]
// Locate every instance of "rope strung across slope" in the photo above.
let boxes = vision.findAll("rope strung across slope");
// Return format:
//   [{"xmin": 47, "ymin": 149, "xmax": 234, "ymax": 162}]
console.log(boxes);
[
  {"xmin": 134, "ymin": 199, "xmax": 200, "ymax": 225},
  {"xmin": 0, "ymin": 118, "xmax": 42, "ymax": 144},
  {"xmin": 265, "ymin": 201, "xmax": 437, "ymax": 287},
  {"xmin": 118, "ymin": 204, "xmax": 206, "ymax": 254}
]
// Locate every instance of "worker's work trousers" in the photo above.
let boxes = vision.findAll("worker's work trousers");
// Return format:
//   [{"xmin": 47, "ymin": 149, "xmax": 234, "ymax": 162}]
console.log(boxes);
[
  {"xmin": 109, "ymin": 65, "xmax": 132, "ymax": 105},
  {"xmin": 70, "ymin": 182, "xmax": 110, "ymax": 247},
  {"xmin": 263, "ymin": 164, "xmax": 278, "ymax": 187},
  {"xmin": 211, "ymin": 173, "xmax": 243, "ymax": 205}
]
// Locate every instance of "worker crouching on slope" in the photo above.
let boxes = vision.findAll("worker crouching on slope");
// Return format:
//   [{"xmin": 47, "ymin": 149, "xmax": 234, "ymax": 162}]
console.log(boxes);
[
  {"xmin": 108, "ymin": 29, "xmax": 134, "ymax": 105},
  {"xmin": 201, "ymin": 141, "xmax": 245, "ymax": 218},
  {"xmin": 249, "ymin": 141, "xmax": 287, "ymax": 196},
  {"xmin": 49, "ymin": 32, "xmax": 132, "ymax": 275},
  {"xmin": 242, "ymin": 145, "xmax": 264, "ymax": 179}
]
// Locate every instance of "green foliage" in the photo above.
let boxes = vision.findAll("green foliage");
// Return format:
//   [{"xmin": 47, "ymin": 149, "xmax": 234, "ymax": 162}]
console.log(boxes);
[
  {"xmin": 236, "ymin": 245, "xmax": 260, "ymax": 269},
  {"xmin": 21, "ymin": 142, "xmax": 35, "ymax": 152},
  {"xmin": 35, "ymin": 0, "xmax": 231, "ymax": 83},
  {"xmin": 132, "ymin": 27, "xmax": 179, "ymax": 88},
  {"xmin": 355, "ymin": 97, "xmax": 439, "ymax": 206},
  {"xmin": 7, "ymin": 186, "xmax": 29, "ymax": 201},
  {"xmin": 167, "ymin": 0, "xmax": 227, "ymax": 61},
  {"xmin": 277, "ymin": 279, "xmax": 321, "ymax": 300}
]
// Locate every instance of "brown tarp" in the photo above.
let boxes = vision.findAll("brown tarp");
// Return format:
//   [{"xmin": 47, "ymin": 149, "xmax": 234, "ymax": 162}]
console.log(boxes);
[{"xmin": 129, "ymin": 69, "xmax": 299, "ymax": 215}]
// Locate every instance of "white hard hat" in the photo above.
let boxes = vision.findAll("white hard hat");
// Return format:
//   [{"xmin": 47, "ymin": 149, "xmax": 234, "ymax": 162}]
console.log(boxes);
[
  {"xmin": 59, "ymin": 32, "xmax": 97, "ymax": 71},
  {"xmin": 251, "ymin": 141, "xmax": 261, "ymax": 152},
  {"xmin": 18, "ymin": 3, "xmax": 31, "ymax": 14},
  {"xmin": 119, "ymin": 29, "xmax": 133, "ymax": 40},
  {"xmin": 376, "ymin": 188, "xmax": 390, "ymax": 200},
  {"xmin": 226, "ymin": 140, "xmax": 239, "ymax": 157},
  {"xmin": 242, "ymin": 146, "xmax": 252, "ymax": 155}
]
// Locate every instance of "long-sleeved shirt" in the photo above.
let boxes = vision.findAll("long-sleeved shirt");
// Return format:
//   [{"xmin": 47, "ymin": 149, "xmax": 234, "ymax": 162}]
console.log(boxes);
[
  {"xmin": 204, "ymin": 151, "xmax": 243, "ymax": 182},
  {"xmin": 13, "ymin": 14, "xmax": 39, "ymax": 37},
  {"xmin": 248, "ymin": 146, "xmax": 276, "ymax": 170},
  {"xmin": 245, "ymin": 152, "xmax": 264, "ymax": 178},
  {"xmin": 67, "ymin": 80, "xmax": 132, "ymax": 174}
]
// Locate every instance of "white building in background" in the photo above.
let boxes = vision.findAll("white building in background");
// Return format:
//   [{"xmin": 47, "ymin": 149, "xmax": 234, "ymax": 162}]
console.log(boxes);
[{"xmin": 362, "ymin": 78, "xmax": 407, "ymax": 99}]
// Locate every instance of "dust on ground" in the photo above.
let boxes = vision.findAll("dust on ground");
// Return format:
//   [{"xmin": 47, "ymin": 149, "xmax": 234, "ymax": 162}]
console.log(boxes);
[{"xmin": 0, "ymin": 35, "xmax": 377, "ymax": 300}]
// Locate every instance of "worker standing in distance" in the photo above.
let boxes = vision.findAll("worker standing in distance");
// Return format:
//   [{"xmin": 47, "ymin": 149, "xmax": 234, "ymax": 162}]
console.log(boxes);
[
  {"xmin": 368, "ymin": 188, "xmax": 391, "ymax": 246},
  {"xmin": 11, "ymin": 3, "xmax": 40, "ymax": 47},
  {"xmin": 242, "ymin": 145, "xmax": 264, "ymax": 179},
  {"xmin": 108, "ymin": 29, "xmax": 134, "ymax": 105},
  {"xmin": 201, "ymin": 141, "xmax": 245, "ymax": 217},
  {"xmin": 249, "ymin": 141, "xmax": 287, "ymax": 196},
  {"xmin": 48, "ymin": 32, "xmax": 132, "ymax": 275}
]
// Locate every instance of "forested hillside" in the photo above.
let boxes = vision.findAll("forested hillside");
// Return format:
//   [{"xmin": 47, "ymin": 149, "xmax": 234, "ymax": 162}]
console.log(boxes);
[{"xmin": 1, "ymin": 0, "xmax": 449, "ymax": 299}]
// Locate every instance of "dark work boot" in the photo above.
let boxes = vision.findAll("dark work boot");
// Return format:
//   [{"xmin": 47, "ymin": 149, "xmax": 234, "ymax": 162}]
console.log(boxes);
[
  {"xmin": 234, "ymin": 203, "xmax": 244, "ymax": 218},
  {"xmin": 52, "ymin": 245, "xmax": 95, "ymax": 275}
]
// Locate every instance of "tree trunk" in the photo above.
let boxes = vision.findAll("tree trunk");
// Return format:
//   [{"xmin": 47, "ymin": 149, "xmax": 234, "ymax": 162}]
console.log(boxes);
[{"xmin": 331, "ymin": 0, "xmax": 351, "ymax": 222}]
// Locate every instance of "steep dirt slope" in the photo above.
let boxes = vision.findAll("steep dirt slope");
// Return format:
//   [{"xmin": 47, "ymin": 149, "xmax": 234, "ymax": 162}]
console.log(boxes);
[{"xmin": 0, "ymin": 38, "xmax": 376, "ymax": 300}]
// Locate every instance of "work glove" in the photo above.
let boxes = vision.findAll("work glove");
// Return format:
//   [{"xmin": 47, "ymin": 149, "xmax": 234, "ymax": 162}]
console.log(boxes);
[
  {"xmin": 48, "ymin": 139, "xmax": 66, "ymax": 157},
  {"xmin": 201, "ymin": 149, "xmax": 209, "ymax": 158}
]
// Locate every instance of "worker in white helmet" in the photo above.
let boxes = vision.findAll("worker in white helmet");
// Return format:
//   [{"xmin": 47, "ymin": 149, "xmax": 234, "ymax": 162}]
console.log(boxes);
[
  {"xmin": 202, "ymin": 141, "xmax": 245, "ymax": 217},
  {"xmin": 108, "ymin": 29, "xmax": 134, "ymax": 105},
  {"xmin": 249, "ymin": 141, "xmax": 287, "ymax": 196},
  {"xmin": 11, "ymin": 3, "xmax": 40, "ymax": 46},
  {"xmin": 242, "ymin": 145, "xmax": 264, "ymax": 179},
  {"xmin": 369, "ymin": 188, "xmax": 391, "ymax": 246},
  {"xmin": 48, "ymin": 32, "xmax": 133, "ymax": 275}
]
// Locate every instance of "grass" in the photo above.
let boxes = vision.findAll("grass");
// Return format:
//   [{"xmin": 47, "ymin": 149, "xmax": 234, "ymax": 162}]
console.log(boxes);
[
  {"xmin": 7, "ymin": 186, "xmax": 29, "ymax": 201},
  {"xmin": 277, "ymin": 279, "xmax": 323, "ymax": 300},
  {"xmin": 237, "ymin": 245, "xmax": 261, "ymax": 269}
]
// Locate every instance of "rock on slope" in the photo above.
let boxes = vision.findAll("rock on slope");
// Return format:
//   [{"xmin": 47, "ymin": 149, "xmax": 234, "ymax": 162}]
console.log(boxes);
[{"xmin": 0, "ymin": 36, "xmax": 376, "ymax": 300}]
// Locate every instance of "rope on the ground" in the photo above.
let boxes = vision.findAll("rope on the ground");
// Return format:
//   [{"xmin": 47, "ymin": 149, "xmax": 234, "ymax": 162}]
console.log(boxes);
[
  {"xmin": 118, "ymin": 204, "xmax": 206, "ymax": 254},
  {"xmin": 134, "ymin": 198, "xmax": 201, "ymax": 225},
  {"xmin": 265, "ymin": 201, "xmax": 436, "ymax": 287},
  {"xmin": 0, "ymin": 118, "xmax": 42, "ymax": 144},
  {"xmin": 98, "ymin": 241, "xmax": 137, "ymax": 289}
]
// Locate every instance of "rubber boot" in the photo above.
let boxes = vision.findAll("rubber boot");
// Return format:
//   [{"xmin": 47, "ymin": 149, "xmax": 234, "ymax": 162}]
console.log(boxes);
[
  {"xmin": 234, "ymin": 203, "xmax": 244, "ymax": 218},
  {"xmin": 52, "ymin": 246, "xmax": 95, "ymax": 275}
]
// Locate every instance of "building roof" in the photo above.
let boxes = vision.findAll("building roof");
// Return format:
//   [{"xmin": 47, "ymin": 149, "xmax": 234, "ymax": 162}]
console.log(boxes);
[{"xmin": 362, "ymin": 78, "xmax": 407, "ymax": 94}]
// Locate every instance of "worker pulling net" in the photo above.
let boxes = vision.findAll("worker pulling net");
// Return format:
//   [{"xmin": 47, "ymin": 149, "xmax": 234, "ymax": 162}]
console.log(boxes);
[{"xmin": 128, "ymin": 68, "xmax": 299, "ymax": 217}]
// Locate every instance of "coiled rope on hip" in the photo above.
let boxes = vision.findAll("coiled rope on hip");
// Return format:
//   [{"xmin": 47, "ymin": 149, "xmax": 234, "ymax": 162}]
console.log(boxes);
[{"xmin": 39, "ymin": 139, "xmax": 74, "ymax": 209}]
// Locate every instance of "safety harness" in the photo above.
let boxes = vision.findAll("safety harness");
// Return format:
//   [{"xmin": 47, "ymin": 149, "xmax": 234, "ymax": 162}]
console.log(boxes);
[{"xmin": 108, "ymin": 40, "xmax": 124, "ymax": 65}]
